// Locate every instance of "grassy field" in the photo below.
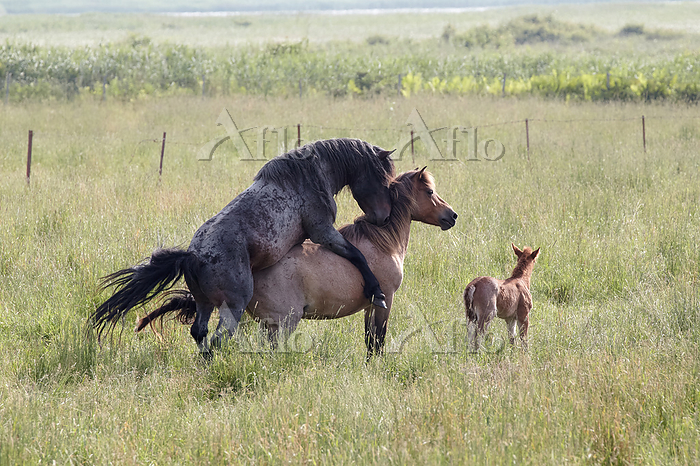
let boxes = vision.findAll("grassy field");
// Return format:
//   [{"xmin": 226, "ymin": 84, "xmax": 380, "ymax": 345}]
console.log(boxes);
[
  {"xmin": 1, "ymin": 93, "xmax": 699, "ymax": 463},
  {"xmin": 1, "ymin": 3, "xmax": 700, "ymax": 464}
]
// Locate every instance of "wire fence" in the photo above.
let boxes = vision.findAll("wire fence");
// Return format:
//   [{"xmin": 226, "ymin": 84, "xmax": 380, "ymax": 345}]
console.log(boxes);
[{"xmin": 16, "ymin": 112, "xmax": 700, "ymax": 184}]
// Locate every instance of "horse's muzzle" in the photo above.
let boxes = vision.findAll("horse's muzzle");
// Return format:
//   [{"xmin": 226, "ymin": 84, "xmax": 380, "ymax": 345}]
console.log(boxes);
[
  {"xmin": 439, "ymin": 210, "xmax": 458, "ymax": 230},
  {"xmin": 367, "ymin": 210, "xmax": 391, "ymax": 226}
]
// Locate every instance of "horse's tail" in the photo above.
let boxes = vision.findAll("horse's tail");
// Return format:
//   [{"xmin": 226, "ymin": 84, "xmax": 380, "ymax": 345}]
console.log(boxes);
[
  {"xmin": 91, "ymin": 248, "xmax": 200, "ymax": 341},
  {"xmin": 464, "ymin": 284, "xmax": 477, "ymax": 324},
  {"xmin": 135, "ymin": 290, "xmax": 197, "ymax": 333}
]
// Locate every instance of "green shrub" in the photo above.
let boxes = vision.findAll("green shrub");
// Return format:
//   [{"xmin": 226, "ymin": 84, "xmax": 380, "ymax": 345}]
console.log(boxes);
[{"xmin": 619, "ymin": 23, "xmax": 646, "ymax": 36}]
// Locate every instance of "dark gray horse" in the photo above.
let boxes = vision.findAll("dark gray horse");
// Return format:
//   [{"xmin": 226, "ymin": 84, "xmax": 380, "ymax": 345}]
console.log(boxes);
[{"xmin": 91, "ymin": 138, "xmax": 395, "ymax": 354}]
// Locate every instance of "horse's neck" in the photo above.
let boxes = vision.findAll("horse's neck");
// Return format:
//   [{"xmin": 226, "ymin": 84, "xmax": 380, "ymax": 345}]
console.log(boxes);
[
  {"xmin": 320, "ymin": 157, "xmax": 351, "ymax": 194},
  {"xmin": 509, "ymin": 263, "xmax": 534, "ymax": 288},
  {"xmin": 395, "ymin": 220, "xmax": 412, "ymax": 258}
]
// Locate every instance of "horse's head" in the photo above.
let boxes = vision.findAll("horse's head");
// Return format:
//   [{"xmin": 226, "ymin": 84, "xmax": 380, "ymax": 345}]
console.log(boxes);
[
  {"xmin": 512, "ymin": 244, "xmax": 540, "ymax": 263},
  {"xmin": 350, "ymin": 145, "xmax": 396, "ymax": 226},
  {"xmin": 408, "ymin": 167, "xmax": 457, "ymax": 230}
]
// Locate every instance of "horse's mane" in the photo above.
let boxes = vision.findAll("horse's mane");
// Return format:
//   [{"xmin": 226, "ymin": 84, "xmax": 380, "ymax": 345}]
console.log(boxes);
[
  {"xmin": 511, "ymin": 247, "xmax": 536, "ymax": 278},
  {"xmin": 339, "ymin": 169, "xmax": 432, "ymax": 255},
  {"xmin": 254, "ymin": 138, "xmax": 394, "ymax": 215}
]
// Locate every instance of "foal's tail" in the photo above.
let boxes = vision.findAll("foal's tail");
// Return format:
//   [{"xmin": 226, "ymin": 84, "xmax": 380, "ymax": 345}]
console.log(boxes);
[
  {"xmin": 135, "ymin": 290, "xmax": 197, "ymax": 332},
  {"xmin": 464, "ymin": 284, "xmax": 477, "ymax": 324},
  {"xmin": 91, "ymin": 248, "xmax": 200, "ymax": 341}
]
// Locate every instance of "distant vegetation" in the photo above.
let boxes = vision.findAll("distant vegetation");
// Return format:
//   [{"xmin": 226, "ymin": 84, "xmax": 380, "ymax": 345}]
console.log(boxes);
[
  {"xmin": 443, "ymin": 15, "xmax": 688, "ymax": 47},
  {"xmin": 2, "ymin": 14, "xmax": 700, "ymax": 104},
  {"xmin": 444, "ymin": 15, "xmax": 603, "ymax": 47}
]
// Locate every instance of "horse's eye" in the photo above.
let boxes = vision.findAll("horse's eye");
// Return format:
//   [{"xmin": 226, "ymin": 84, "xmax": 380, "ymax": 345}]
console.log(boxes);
[{"xmin": 427, "ymin": 190, "xmax": 434, "ymax": 195}]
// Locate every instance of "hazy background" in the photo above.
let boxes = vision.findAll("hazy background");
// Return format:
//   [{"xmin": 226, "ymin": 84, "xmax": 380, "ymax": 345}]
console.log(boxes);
[{"xmin": 0, "ymin": 0, "xmax": 690, "ymax": 15}]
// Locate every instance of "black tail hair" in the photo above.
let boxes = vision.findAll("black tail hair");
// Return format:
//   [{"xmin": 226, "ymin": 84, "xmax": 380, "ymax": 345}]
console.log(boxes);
[
  {"xmin": 91, "ymin": 248, "xmax": 200, "ymax": 341},
  {"xmin": 135, "ymin": 290, "xmax": 197, "ymax": 332}
]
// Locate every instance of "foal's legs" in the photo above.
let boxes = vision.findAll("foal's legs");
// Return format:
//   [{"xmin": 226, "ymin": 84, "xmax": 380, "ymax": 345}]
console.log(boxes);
[
  {"xmin": 517, "ymin": 317, "xmax": 529, "ymax": 351},
  {"xmin": 473, "ymin": 303, "xmax": 496, "ymax": 352},
  {"xmin": 506, "ymin": 318, "xmax": 518, "ymax": 346}
]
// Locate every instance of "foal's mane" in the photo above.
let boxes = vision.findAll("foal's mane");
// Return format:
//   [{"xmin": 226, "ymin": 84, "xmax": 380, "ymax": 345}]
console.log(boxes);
[
  {"xmin": 254, "ymin": 138, "xmax": 394, "ymax": 214},
  {"xmin": 511, "ymin": 247, "xmax": 536, "ymax": 279},
  {"xmin": 339, "ymin": 169, "xmax": 432, "ymax": 255}
]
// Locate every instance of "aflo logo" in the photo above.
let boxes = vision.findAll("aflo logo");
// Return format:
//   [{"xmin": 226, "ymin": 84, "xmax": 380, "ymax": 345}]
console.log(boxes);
[
  {"xmin": 396, "ymin": 109, "xmax": 505, "ymax": 162},
  {"xmin": 198, "ymin": 108, "xmax": 505, "ymax": 162}
]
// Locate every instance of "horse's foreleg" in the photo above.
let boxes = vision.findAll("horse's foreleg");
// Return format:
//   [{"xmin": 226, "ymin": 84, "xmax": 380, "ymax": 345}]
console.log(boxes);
[
  {"xmin": 516, "ymin": 294, "xmax": 531, "ymax": 351},
  {"xmin": 308, "ymin": 227, "xmax": 387, "ymax": 308},
  {"xmin": 365, "ymin": 298, "xmax": 391, "ymax": 361}
]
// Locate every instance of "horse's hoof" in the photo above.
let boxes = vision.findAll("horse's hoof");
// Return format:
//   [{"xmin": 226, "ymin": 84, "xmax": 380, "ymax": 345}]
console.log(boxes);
[
  {"xmin": 372, "ymin": 295, "xmax": 387, "ymax": 309},
  {"xmin": 199, "ymin": 349, "xmax": 214, "ymax": 361}
]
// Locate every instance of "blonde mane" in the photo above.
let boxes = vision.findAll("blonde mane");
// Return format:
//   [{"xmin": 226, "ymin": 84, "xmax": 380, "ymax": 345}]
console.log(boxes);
[{"xmin": 339, "ymin": 169, "xmax": 433, "ymax": 255}]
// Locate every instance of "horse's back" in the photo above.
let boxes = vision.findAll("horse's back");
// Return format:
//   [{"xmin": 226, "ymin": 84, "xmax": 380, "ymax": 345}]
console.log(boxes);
[
  {"xmin": 496, "ymin": 278, "xmax": 528, "ymax": 319},
  {"xmin": 464, "ymin": 277, "xmax": 500, "ymax": 308},
  {"xmin": 250, "ymin": 237, "xmax": 401, "ymax": 321},
  {"xmin": 189, "ymin": 181, "xmax": 307, "ymax": 267}
]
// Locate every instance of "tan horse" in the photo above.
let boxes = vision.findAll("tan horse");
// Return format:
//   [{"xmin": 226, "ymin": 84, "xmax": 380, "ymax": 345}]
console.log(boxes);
[
  {"xmin": 463, "ymin": 244, "xmax": 540, "ymax": 351},
  {"xmin": 248, "ymin": 167, "xmax": 457, "ymax": 359}
]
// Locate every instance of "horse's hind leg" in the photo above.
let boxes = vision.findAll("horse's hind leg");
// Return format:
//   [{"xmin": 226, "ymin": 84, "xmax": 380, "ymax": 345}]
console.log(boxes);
[
  {"xmin": 211, "ymin": 296, "xmax": 249, "ymax": 350},
  {"xmin": 518, "ymin": 318, "xmax": 529, "ymax": 351},
  {"xmin": 467, "ymin": 321, "xmax": 479, "ymax": 352},
  {"xmin": 506, "ymin": 318, "xmax": 517, "ymax": 346},
  {"xmin": 191, "ymin": 302, "xmax": 215, "ymax": 357},
  {"xmin": 476, "ymin": 306, "xmax": 496, "ymax": 352}
]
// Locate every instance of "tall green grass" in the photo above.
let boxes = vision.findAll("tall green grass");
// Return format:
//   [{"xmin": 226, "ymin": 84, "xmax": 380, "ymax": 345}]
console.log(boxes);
[
  {"xmin": 1, "ymin": 95, "xmax": 699, "ymax": 463},
  {"xmin": 3, "ymin": 10, "xmax": 700, "ymax": 103},
  {"xmin": 3, "ymin": 39, "xmax": 700, "ymax": 102}
]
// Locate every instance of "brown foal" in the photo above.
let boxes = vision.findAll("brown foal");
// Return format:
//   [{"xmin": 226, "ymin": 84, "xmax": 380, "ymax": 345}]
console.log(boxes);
[{"xmin": 464, "ymin": 244, "xmax": 540, "ymax": 351}]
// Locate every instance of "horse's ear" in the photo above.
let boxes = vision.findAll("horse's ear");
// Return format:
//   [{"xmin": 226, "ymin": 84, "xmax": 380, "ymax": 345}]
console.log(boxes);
[
  {"xmin": 411, "ymin": 166, "xmax": 427, "ymax": 181},
  {"xmin": 512, "ymin": 243, "xmax": 523, "ymax": 257},
  {"xmin": 531, "ymin": 248, "xmax": 540, "ymax": 260},
  {"xmin": 378, "ymin": 149, "xmax": 395, "ymax": 160}
]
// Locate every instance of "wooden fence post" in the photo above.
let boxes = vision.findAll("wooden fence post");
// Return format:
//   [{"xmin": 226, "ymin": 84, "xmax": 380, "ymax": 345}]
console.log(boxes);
[
  {"xmin": 26, "ymin": 130, "xmax": 33, "ymax": 185},
  {"xmin": 159, "ymin": 132, "xmax": 167, "ymax": 176},
  {"xmin": 525, "ymin": 119, "xmax": 530, "ymax": 161},
  {"xmin": 297, "ymin": 124, "xmax": 301, "ymax": 148},
  {"xmin": 642, "ymin": 115, "xmax": 646, "ymax": 153},
  {"xmin": 4, "ymin": 73, "xmax": 9, "ymax": 105}
]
